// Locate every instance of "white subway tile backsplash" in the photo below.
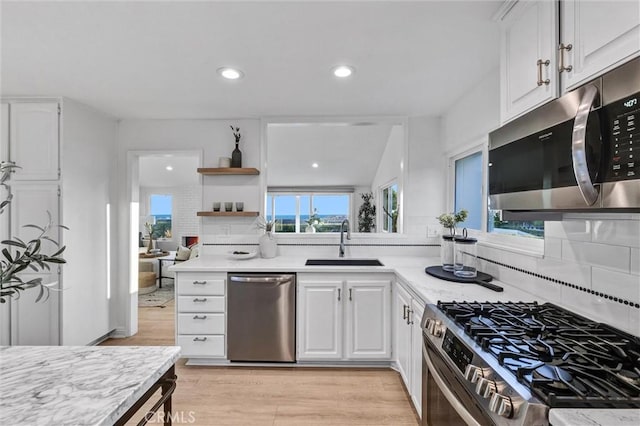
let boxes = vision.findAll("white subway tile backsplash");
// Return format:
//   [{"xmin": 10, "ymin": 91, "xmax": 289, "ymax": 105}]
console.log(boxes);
[
  {"xmin": 562, "ymin": 239, "xmax": 630, "ymax": 273},
  {"xmin": 536, "ymin": 258, "xmax": 592, "ymax": 290},
  {"xmin": 544, "ymin": 237, "xmax": 562, "ymax": 259},
  {"xmin": 561, "ymin": 287, "xmax": 631, "ymax": 333},
  {"xmin": 544, "ymin": 220, "xmax": 591, "ymax": 241},
  {"xmin": 632, "ymin": 248, "xmax": 640, "ymax": 276},
  {"xmin": 591, "ymin": 267, "xmax": 640, "ymax": 304},
  {"xmin": 592, "ymin": 220, "xmax": 640, "ymax": 248}
]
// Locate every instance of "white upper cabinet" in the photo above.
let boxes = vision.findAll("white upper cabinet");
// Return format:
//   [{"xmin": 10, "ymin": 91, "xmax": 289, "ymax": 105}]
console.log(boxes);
[
  {"xmin": 560, "ymin": 0, "xmax": 640, "ymax": 92},
  {"xmin": 344, "ymin": 279, "xmax": 391, "ymax": 360},
  {"xmin": 9, "ymin": 102, "xmax": 59, "ymax": 181},
  {"xmin": 500, "ymin": 0, "xmax": 558, "ymax": 124},
  {"xmin": 499, "ymin": 0, "xmax": 640, "ymax": 124}
]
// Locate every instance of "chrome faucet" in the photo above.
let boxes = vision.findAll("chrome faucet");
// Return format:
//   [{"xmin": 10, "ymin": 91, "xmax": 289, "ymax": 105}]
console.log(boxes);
[{"xmin": 339, "ymin": 219, "xmax": 351, "ymax": 257}]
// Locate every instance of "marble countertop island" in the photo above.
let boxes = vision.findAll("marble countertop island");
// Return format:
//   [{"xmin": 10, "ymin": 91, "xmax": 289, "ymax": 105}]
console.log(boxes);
[{"xmin": 0, "ymin": 345, "xmax": 180, "ymax": 425}]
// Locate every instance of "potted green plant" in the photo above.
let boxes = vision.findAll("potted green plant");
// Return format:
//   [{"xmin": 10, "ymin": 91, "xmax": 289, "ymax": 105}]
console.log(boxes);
[
  {"xmin": 437, "ymin": 209, "xmax": 468, "ymax": 236},
  {"xmin": 358, "ymin": 193, "xmax": 376, "ymax": 232},
  {"xmin": 305, "ymin": 209, "xmax": 322, "ymax": 233},
  {"xmin": 0, "ymin": 162, "xmax": 67, "ymax": 304}
]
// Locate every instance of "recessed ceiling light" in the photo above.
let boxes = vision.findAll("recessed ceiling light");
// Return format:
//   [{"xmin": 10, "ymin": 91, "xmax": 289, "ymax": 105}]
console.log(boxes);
[
  {"xmin": 165, "ymin": 166, "xmax": 173, "ymax": 171},
  {"xmin": 312, "ymin": 163, "xmax": 319, "ymax": 168},
  {"xmin": 332, "ymin": 65, "xmax": 354, "ymax": 78},
  {"xmin": 217, "ymin": 67, "xmax": 244, "ymax": 80}
]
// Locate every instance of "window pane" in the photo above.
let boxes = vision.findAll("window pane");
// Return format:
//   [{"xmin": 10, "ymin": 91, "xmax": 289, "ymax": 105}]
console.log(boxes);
[
  {"xmin": 311, "ymin": 195, "xmax": 349, "ymax": 232},
  {"xmin": 273, "ymin": 195, "xmax": 296, "ymax": 233},
  {"xmin": 487, "ymin": 208, "xmax": 544, "ymax": 238},
  {"xmin": 266, "ymin": 195, "xmax": 273, "ymax": 222},
  {"xmin": 381, "ymin": 184, "xmax": 398, "ymax": 233},
  {"xmin": 454, "ymin": 152, "xmax": 482, "ymax": 230},
  {"xmin": 150, "ymin": 194, "xmax": 172, "ymax": 238}
]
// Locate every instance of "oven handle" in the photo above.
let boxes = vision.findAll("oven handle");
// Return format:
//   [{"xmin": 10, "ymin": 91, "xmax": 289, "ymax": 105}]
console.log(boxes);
[
  {"xmin": 422, "ymin": 342, "xmax": 481, "ymax": 426},
  {"xmin": 571, "ymin": 84, "xmax": 600, "ymax": 206}
]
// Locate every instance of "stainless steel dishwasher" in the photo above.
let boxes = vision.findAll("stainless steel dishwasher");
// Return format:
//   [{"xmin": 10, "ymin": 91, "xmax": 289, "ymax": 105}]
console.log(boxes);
[{"xmin": 227, "ymin": 273, "xmax": 296, "ymax": 362}]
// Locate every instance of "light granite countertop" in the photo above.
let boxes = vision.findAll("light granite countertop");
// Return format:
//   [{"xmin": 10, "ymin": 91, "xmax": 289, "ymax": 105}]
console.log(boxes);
[
  {"xmin": 0, "ymin": 345, "xmax": 180, "ymax": 426},
  {"xmin": 550, "ymin": 408, "xmax": 640, "ymax": 426},
  {"xmin": 171, "ymin": 254, "xmax": 545, "ymax": 305}
]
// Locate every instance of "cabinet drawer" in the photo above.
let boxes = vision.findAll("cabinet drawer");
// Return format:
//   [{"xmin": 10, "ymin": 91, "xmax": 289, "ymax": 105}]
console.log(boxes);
[
  {"xmin": 177, "ymin": 335, "xmax": 225, "ymax": 358},
  {"xmin": 177, "ymin": 296, "xmax": 225, "ymax": 313},
  {"xmin": 178, "ymin": 313, "xmax": 225, "ymax": 335},
  {"xmin": 177, "ymin": 274, "xmax": 225, "ymax": 296}
]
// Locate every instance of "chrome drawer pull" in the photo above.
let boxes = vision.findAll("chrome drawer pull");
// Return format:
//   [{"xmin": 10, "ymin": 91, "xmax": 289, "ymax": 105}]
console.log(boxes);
[
  {"xmin": 193, "ymin": 315, "xmax": 208, "ymax": 320},
  {"xmin": 193, "ymin": 280, "xmax": 207, "ymax": 285},
  {"xmin": 193, "ymin": 298, "xmax": 208, "ymax": 302},
  {"xmin": 193, "ymin": 337, "xmax": 207, "ymax": 342}
]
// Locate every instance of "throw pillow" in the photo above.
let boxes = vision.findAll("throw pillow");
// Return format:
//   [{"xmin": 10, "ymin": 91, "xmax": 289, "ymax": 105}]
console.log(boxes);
[{"xmin": 175, "ymin": 245, "xmax": 191, "ymax": 261}]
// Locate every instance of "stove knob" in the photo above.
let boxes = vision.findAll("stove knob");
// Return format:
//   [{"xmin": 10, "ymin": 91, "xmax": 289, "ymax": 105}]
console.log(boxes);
[
  {"xmin": 475, "ymin": 377, "xmax": 497, "ymax": 399},
  {"xmin": 489, "ymin": 393, "xmax": 513, "ymax": 418},
  {"xmin": 463, "ymin": 364, "xmax": 483, "ymax": 383},
  {"xmin": 427, "ymin": 319, "xmax": 443, "ymax": 337}
]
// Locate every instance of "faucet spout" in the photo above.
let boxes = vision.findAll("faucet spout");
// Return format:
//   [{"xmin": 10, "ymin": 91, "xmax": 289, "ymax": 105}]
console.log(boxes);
[{"xmin": 339, "ymin": 219, "xmax": 351, "ymax": 257}]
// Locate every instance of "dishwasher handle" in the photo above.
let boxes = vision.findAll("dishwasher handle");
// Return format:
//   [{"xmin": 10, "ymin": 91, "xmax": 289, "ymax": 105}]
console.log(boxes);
[{"xmin": 229, "ymin": 275, "xmax": 294, "ymax": 284}]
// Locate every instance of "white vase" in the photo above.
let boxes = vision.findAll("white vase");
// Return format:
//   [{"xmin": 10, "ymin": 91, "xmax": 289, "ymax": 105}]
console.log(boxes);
[
  {"xmin": 306, "ymin": 224, "xmax": 316, "ymax": 233},
  {"xmin": 259, "ymin": 232, "xmax": 277, "ymax": 258}
]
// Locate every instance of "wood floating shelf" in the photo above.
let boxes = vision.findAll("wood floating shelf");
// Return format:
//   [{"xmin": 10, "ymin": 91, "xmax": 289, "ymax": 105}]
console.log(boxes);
[
  {"xmin": 197, "ymin": 211, "xmax": 259, "ymax": 217},
  {"xmin": 197, "ymin": 167, "xmax": 260, "ymax": 175}
]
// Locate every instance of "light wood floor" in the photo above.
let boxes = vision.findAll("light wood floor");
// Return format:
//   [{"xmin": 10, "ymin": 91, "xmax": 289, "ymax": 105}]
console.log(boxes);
[{"xmin": 101, "ymin": 300, "xmax": 419, "ymax": 425}]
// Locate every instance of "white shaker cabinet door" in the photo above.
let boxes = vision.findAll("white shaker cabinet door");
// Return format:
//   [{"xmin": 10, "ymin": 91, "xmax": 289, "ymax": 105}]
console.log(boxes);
[
  {"xmin": 500, "ymin": 0, "xmax": 558, "ymax": 124},
  {"xmin": 393, "ymin": 282, "xmax": 413, "ymax": 388},
  {"xmin": 561, "ymin": 0, "xmax": 640, "ymax": 92},
  {"xmin": 344, "ymin": 279, "xmax": 391, "ymax": 360},
  {"xmin": 297, "ymin": 280, "xmax": 343, "ymax": 360},
  {"xmin": 410, "ymin": 298, "xmax": 426, "ymax": 416},
  {"xmin": 9, "ymin": 102, "xmax": 59, "ymax": 181}
]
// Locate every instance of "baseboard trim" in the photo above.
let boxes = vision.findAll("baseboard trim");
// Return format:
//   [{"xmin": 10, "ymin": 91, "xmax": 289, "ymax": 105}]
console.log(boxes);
[{"xmin": 87, "ymin": 329, "xmax": 117, "ymax": 346}]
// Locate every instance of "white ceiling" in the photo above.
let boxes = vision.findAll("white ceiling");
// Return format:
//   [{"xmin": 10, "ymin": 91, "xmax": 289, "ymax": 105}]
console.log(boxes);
[
  {"xmin": 139, "ymin": 155, "xmax": 200, "ymax": 187},
  {"xmin": 267, "ymin": 123, "xmax": 395, "ymax": 187},
  {"xmin": 0, "ymin": 1, "xmax": 501, "ymax": 119}
]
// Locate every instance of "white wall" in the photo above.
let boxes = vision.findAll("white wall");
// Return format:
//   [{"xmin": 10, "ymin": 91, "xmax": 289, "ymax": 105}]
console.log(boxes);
[
  {"xmin": 439, "ymin": 70, "xmax": 640, "ymax": 335},
  {"xmin": 404, "ymin": 116, "xmax": 445, "ymax": 237},
  {"xmin": 60, "ymin": 98, "xmax": 117, "ymax": 345},
  {"xmin": 114, "ymin": 119, "xmax": 260, "ymax": 334}
]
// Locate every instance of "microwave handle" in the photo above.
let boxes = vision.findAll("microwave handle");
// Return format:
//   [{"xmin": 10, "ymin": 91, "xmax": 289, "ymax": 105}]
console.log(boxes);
[
  {"xmin": 571, "ymin": 84, "xmax": 600, "ymax": 206},
  {"xmin": 422, "ymin": 342, "xmax": 482, "ymax": 426}
]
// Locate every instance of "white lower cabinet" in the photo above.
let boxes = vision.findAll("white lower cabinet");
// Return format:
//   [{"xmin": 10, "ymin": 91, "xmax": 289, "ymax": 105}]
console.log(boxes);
[
  {"xmin": 297, "ymin": 273, "xmax": 392, "ymax": 361},
  {"xmin": 175, "ymin": 272, "xmax": 226, "ymax": 358},
  {"xmin": 393, "ymin": 280, "xmax": 426, "ymax": 418}
]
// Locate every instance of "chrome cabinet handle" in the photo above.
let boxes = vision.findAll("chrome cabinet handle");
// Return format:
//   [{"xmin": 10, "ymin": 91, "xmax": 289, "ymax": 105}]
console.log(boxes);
[
  {"xmin": 407, "ymin": 309, "xmax": 414, "ymax": 325},
  {"xmin": 349, "ymin": 288, "xmax": 353, "ymax": 301},
  {"xmin": 193, "ymin": 280, "xmax": 207, "ymax": 285},
  {"xmin": 536, "ymin": 59, "xmax": 550, "ymax": 86},
  {"xmin": 402, "ymin": 304, "xmax": 408, "ymax": 320},
  {"xmin": 193, "ymin": 337, "xmax": 207, "ymax": 342},
  {"xmin": 572, "ymin": 84, "xmax": 600, "ymax": 206},
  {"xmin": 193, "ymin": 298, "xmax": 207, "ymax": 302},
  {"xmin": 193, "ymin": 315, "xmax": 207, "ymax": 320},
  {"xmin": 337, "ymin": 288, "xmax": 341, "ymax": 301},
  {"xmin": 559, "ymin": 43, "xmax": 573, "ymax": 73}
]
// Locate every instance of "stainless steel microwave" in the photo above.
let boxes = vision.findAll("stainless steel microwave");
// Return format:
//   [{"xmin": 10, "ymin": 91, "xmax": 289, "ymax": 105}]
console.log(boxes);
[{"xmin": 489, "ymin": 57, "xmax": 640, "ymax": 212}]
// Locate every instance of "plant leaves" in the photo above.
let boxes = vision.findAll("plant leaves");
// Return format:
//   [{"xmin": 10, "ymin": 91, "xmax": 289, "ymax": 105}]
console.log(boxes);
[{"xmin": 1, "ymin": 240, "xmax": 27, "ymax": 249}]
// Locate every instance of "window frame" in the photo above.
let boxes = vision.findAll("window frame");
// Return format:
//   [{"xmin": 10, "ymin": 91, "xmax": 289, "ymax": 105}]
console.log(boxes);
[
  {"xmin": 447, "ymin": 139, "xmax": 544, "ymax": 256},
  {"xmin": 266, "ymin": 191, "xmax": 353, "ymax": 234},
  {"xmin": 149, "ymin": 193, "xmax": 173, "ymax": 239},
  {"xmin": 379, "ymin": 179, "xmax": 399, "ymax": 233}
]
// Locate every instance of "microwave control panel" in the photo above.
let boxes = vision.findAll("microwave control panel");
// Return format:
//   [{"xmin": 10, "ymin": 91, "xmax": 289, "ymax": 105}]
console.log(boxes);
[{"xmin": 606, "ymin": 92, "xmax": 639, "ymax": 181}]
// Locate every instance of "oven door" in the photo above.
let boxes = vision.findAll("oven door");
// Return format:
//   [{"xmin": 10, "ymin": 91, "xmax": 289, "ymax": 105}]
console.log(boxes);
[{"xmin": 421, "ymin": 337, "xmax": 492, "ymax": 426}]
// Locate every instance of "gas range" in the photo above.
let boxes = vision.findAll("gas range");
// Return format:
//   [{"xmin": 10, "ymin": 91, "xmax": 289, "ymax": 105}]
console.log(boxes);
[{"xmin": 421, "ymin": 301, "xmax": 640, "ymax": 425}]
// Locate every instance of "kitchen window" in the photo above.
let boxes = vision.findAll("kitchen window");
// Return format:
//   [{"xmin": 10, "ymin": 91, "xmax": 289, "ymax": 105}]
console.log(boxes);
[
  {"xmin": 380, "ymin": 182, "xmax": 398, "ymax": 233},
  {"xmin": 266, "ymin": 192, "xmax": 351, "ymax": 233},
  {"xmin": 454, "ymin": 152, "xmax": 483, "ymax": 230}
]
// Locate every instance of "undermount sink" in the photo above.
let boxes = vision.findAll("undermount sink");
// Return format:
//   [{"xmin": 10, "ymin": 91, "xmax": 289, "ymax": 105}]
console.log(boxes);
[{"xmin": 305, "ymin": 258, "xmax": 384, "ymax": 266}]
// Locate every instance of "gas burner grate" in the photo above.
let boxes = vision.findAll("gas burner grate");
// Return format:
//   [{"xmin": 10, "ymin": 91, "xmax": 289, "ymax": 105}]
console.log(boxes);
[{"xmin": 437, "ymin": 301, "xmax": 640, "ymax": 408}]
